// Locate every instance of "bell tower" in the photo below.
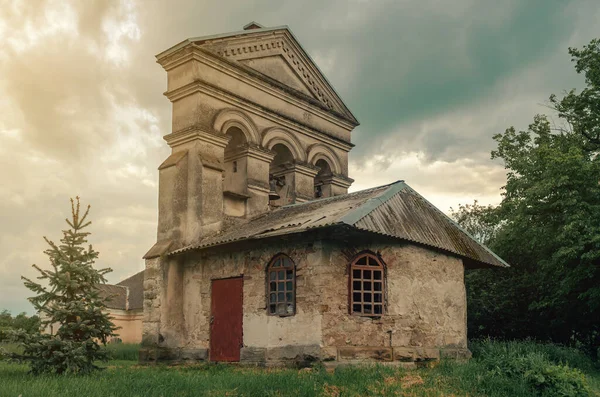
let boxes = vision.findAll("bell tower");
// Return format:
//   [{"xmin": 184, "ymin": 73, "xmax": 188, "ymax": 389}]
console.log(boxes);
[{"xmin": 145, "ymin": 21, "xmax": 358, "ymax": 253}]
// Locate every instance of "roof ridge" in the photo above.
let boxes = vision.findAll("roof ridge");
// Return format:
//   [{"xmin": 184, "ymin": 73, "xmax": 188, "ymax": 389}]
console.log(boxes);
[
  {"xmin": 117, "ymin": 270, "xmax": 144, "ymax": 286},
  {"xmin": 278, "ymin": 180, "xmax": 402, "ymax": 210},
  {"xmin": 338, "ymin": 180, "xmax": 407, "ymax": 226}
]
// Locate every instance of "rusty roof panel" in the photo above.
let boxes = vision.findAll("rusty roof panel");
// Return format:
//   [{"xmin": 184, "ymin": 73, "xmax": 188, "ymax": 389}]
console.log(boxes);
[
  {"xmin": 169, "ymin": 180, "xmax": 508, "ymax": 268},
  {"xmin": 351, "ymin": 184, "xmax": 506, "ymax": 267},
  {"xmin": 169, "ymin": 183, "xmax": 390, "ymax": 255}
]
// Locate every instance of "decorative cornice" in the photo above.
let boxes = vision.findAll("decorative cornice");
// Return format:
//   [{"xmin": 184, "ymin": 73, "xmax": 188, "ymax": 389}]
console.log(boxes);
[
  {"xmin": 164, "ymin": 79, "xmax": 354, "ymax": 153},
  {"xmin": 164, "ymin": 127, "xmax": 230, "ymax": 148},
  {"xmin": 161, "ymin": 46, "xmax": 358, "ymax": 131},
  {"xmin": 211, "ymin": 36, "xmax": 336, "ymax": 112}
]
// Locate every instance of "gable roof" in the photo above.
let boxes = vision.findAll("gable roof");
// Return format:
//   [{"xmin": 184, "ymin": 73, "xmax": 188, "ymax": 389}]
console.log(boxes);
[
  {"xmin": 96, "ymin": 284, "xmax": 128, "ymax": 310},
  {"xmin": 96, "ymin": 270, "xmax": 145, "ymax": 311},
  {"xmin": 170, "ymin": 181, "xmax": 508, "ymax": 268},
  {"xmin": 117, "ymin": 270, "xmax": 144, "ymax": 311},
  {"xmin": 156, "ymin": 24, "xmax": 358, "ymax": 125}
]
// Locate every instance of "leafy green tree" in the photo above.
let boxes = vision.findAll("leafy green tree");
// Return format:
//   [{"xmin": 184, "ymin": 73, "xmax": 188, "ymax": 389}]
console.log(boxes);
[
  {"xmin": 0, "ymin": 310, "xmax": 40, "ymax": 342},
  {"xmin": 458, "ymin": 38, "xmax": 600, "ymax": 356},
  {"xmin": 450, "ymin": 200, "xmax": 500, "ymax": 246},
  {"xmin": 451, "ymin": 202, "xmax": 541, "ymax": 340},
  {"xmin": 9, "ymin": 198, "xmax": 117, "ymax": 374},
  {"xmin": 12, "ymin": 312, "xmax": 41, "ymax": 335},
  {"xmin": 491, "ymin": 114, "xmax": 600, "ymax": 354},
  {"xmin": 550, "ymin": 38, "xmax": 600, "ymax": 150}
]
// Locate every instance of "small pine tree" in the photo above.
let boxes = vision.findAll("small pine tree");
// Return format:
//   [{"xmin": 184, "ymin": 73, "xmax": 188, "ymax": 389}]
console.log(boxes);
[{"xmin": 11, "ymin": 197, "xmax": 118, "ymax": 374}]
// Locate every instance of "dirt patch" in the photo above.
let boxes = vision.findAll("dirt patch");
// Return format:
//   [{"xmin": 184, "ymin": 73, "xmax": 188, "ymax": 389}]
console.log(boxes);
[{"xmin": 400, "ymin": 374, "xmax": 424, "ymax": 389}]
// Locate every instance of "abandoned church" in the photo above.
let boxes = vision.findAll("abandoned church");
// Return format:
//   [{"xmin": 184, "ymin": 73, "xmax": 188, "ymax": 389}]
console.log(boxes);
[{"xmin": 140, "ymin": 22, "xmax": 508, "ymax": 366}]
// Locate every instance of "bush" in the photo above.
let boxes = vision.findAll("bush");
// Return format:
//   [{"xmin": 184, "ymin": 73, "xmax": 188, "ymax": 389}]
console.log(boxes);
[
  {"xmin": 470, "ymin": 339, "xmax": 592, "ymax": 396},
  {"xmin": 525, "ymin": 363, "xmax": 589, "ymax": 397}
]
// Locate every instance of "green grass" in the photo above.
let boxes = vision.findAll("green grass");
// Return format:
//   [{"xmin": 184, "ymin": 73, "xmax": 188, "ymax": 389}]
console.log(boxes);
[
  {"xmin": 105, "ymin": 343, "xmax": 140, "ymax": 361},
  {"xmin": 0, "ymin": 340, "xmax": 598, "ymax": 396}
]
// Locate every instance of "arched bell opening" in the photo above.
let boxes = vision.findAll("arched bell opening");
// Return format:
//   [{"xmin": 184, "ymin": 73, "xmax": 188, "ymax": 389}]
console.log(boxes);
[
  {"xmin": 225, "ymin": 126, "xmax": 247, "ymax": 156},
  {"xmin": 314, "ymin": 158, "xmax": 333, "ymax": 199},
  {"xmin": 268, "ymin": 143, "xmax": 295, "ymax": 206},
  {"xmin": 223, "ymin": 126, "xmax": 250, "ymax": 216}
]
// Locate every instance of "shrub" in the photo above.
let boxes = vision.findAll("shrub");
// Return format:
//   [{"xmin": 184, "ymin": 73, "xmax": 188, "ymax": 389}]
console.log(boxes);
[
  {"xmin": 525, "ymin": 363, "xmax": 590, "ymax": 397},
  {"xmin": 470, "ymin": 339, "xmax": 592, "ymax": 396}
]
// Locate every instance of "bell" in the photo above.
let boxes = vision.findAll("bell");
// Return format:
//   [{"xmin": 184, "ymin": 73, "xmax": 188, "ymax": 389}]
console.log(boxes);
[{"xmin": 269, "ymin": 178, "xmax": 280, "ymax": 201}]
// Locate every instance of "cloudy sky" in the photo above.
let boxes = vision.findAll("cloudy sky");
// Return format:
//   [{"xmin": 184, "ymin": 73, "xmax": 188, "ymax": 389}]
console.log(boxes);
[{"xmin": 1, "ymin": 0, "xmax": 599, "ymax": 314}]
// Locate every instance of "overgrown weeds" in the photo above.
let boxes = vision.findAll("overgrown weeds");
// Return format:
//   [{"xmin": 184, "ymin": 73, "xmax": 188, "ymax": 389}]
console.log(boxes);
[{"xmin": 0, "ymin": 340, "xmax": 598, "ymax": 396}]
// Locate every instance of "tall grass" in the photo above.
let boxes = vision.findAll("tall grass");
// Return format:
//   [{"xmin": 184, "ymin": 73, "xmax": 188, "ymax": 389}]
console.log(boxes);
[
  {"xmin": 471, "ymin": 339, "xmax": 598, "ymax": 373},
  {"xmin": 0, "ymin": 340, "xmax": 597, "ymax": 397},
  {"xmin": 439, "ymin": 339, "xmax": 598, "ymax": 396},
  {"xmin": 104, "ymin": 343, "xmax": 140, "ymax": 361}
]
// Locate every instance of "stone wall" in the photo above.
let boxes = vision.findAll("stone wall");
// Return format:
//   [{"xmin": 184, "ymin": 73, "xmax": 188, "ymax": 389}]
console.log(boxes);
[
  {"xmin": 181, "ymin": 241, "xmax": 325, "ymax": 365},
  {"xmin": 140, "ymin": 239, "xmax": 469, "ymax": 365},
  {"xmin": 320, "ymin": 242, "xmax": 469, "ymax": 364}
]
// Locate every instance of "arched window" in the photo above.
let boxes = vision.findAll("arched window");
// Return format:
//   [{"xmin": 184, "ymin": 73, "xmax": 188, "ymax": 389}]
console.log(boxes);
[
  {"xmin": 267, "ymin": 254, "xmax": 295, "ymax": 316},
  {"xmin": 349, "ymin": 252, "xmax": 385, "ymax": 316}
]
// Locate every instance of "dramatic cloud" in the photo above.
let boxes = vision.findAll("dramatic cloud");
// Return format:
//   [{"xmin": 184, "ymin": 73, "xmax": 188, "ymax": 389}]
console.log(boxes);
[{"xmin": 1, "ymin": 0, "xmax": 599, "ymax": 313}]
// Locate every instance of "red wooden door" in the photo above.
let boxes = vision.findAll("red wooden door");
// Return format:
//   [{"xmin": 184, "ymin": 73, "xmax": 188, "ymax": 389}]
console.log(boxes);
[{"xmin": 210, "ymin": 277, "xmax": 243, "ymax": 362}]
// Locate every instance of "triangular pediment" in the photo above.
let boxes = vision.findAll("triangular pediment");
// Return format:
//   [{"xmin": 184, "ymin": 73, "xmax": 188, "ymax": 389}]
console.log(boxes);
[
  {"xmin": 238, "ymin": 55, "xmax": 315, "ymax": 98},
  {"xmin": 193, "ymin": 27, "xmax": 358, "ymax": 124}
]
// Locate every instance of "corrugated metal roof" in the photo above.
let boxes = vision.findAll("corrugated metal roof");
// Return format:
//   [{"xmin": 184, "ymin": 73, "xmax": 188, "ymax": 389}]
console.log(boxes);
[{"xmin": 170, "ymin": 181, "xmax": 508, "ymax": 268}]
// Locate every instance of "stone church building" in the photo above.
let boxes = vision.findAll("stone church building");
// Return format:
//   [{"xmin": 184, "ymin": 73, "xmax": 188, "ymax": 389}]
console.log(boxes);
[{"xmin": 140, "ymin": 22, "xmax": 507, "ymax": 366}]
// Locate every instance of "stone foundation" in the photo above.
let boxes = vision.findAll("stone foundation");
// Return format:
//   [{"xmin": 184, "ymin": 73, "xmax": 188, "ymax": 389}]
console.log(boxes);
[
  {"xmin": 139, "ymin": 347, "xmax": 209, "ymax": 364},
  {"xmin": 139, "ymin": 345, "xmax": 471, "ymax": 367}
]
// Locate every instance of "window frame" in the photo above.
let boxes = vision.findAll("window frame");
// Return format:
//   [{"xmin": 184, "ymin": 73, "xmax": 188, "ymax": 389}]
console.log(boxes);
[
  {"xmin": 266, "ymin": 253, "xmax": 296, "ymax": 317},
  {"xmin": 348, "ymin": 252, "xmax": 386, "ymax": 317}
]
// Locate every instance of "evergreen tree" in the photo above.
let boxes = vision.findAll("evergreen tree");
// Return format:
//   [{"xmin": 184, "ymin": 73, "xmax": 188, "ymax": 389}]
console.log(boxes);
[{"xmin": 9, "ymin": 197, "xmax": 117, "ymax": 374}]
